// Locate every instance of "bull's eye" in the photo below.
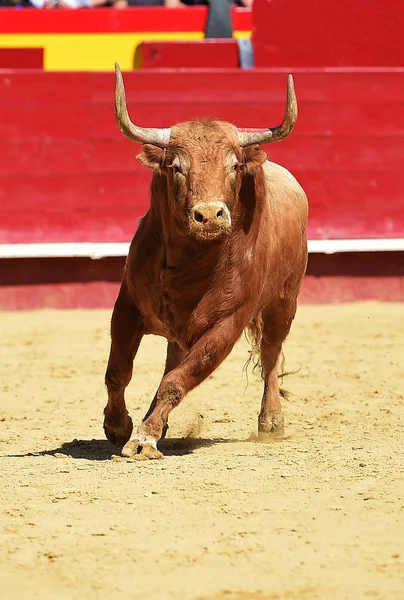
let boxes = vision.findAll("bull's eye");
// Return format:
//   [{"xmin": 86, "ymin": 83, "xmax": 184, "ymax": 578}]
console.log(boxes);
[
  {"xmin": 232, "ymin": 163, "xmax": 239, "ymax": 172},
  {"xmin": 172, "ymin": 165, "xmax": 181, "ymax": 174}
]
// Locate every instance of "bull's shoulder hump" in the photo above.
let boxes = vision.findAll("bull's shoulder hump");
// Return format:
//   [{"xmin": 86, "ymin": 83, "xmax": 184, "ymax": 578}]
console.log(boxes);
[{"xmin": 263, "ymin": 160, "xmax": 306, "ymax": 197}]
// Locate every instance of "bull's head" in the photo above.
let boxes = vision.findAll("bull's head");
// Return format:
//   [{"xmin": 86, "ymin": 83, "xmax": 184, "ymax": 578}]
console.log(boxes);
[{"xmin": 114, "ymin": 63, "xmax": 297, "ymax": 242}]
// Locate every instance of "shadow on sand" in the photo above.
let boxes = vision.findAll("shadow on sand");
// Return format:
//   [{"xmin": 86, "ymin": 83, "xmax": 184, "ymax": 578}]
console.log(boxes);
[{"xmin": 4, "ymin": 436, "xmax": 239, "ymax": 461}]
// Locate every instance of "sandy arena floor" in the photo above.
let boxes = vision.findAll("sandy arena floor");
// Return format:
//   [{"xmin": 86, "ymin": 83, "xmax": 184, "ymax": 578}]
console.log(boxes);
[{"xmin": 1, "ymin": 302, "xmax": 403, "ymax": 600}]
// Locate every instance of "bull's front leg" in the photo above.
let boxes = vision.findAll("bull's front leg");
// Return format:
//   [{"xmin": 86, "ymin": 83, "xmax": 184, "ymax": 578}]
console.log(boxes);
[
  {"xmin": 104, "ymin": 281, "xmax": 144, "ymax": 447},
  {"xmin": 142, "ymin": 341, "xmax": 187, "ymax": 439},
  {"xmin": 121, "ymin": 317, "xmax": 243, "ymax": 459}
]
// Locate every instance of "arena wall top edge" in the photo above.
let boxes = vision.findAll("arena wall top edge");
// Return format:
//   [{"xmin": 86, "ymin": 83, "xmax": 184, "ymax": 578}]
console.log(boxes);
[{"xmin": 0, "ymin": 7, "xmax": 251, "ymax": 71}]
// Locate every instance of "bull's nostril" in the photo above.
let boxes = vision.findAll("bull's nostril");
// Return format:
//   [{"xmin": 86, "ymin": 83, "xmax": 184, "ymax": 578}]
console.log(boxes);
[
  {"xmin": 194, "ymin": 211, "xmax": 204, "ymax": 223},
  {"xmin": 216, "ymin": 209, "xmax": 223, "ymax": 219}
]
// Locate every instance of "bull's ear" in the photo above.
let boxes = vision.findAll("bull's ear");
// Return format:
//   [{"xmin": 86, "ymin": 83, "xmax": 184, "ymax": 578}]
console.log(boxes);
[
  {"xmin": 136, "ymin": 144, "xmax": 166, "ymax": 171},
  {"xmin": 243, "ymin": 144, "xmax": 267, "ymax": 172}
]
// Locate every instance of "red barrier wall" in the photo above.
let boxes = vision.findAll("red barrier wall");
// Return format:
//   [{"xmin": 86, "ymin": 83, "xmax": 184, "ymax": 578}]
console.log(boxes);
[
  {"xmin": 252, "ymin": 0, "xmax": 404, "ymax": 67},
  {"xmin": 1, "ymin": 68, "xmax": 403, "ymax": 245},
  {"xmin": 1, "ymin": 252, "xmax": 403, "ymax": 310}
]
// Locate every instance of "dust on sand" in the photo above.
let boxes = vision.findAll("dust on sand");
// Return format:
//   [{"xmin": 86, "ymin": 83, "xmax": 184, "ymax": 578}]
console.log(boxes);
[{"xmin": 1, "ymin": 303, "xmax": 403, "ymax": 600}]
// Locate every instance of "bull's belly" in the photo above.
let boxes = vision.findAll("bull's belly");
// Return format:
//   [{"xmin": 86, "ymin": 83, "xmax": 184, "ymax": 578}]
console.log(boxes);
[
  {"xmin": 142, "ymin": 312, "xmax": 190, "ymax": 351},
  {"xmin": 143, "ymin": 315, "xmax": 173, "ymax": 340}
]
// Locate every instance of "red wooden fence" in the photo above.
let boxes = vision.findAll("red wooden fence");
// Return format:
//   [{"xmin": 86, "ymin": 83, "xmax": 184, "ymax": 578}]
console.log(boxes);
[
  {"xmin": 1, "ymin": 68, "xmax": 404, "ymax": 247},
  {"xmin": 1, "ymin": 0, "xmax": 404, "ymax": 308}
]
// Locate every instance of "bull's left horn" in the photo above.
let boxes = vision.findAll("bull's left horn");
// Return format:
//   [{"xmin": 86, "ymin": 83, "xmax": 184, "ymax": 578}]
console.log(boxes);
[
  {"xmin": 114, "ymin": 63, "xmax": 171, "ymax": 147},
  {"xmin": 237, "ymin": 74, "xmax": 298, "ymax": 147}
]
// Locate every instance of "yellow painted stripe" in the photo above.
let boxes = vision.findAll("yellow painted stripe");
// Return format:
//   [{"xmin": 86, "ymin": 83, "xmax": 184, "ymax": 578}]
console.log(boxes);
[{"xmin": 0, "ymin": 31, "xmax": 250, "ymax": 71}]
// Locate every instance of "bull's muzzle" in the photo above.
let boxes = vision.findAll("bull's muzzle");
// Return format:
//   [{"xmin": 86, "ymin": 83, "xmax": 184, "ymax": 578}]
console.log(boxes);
[{"xmin": 189, "ymin": 202, "xmax": 231, "ymax": 240}]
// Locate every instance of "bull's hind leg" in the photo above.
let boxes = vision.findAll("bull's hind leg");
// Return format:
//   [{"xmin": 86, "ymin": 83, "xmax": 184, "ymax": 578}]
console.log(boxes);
[
  {"xmin": 258, "ymin": 299, "xmax": 297, "ymax": 438},
  {"xmin": 104, "ymin": 281, "xmax": 144, "ymax": 447}
]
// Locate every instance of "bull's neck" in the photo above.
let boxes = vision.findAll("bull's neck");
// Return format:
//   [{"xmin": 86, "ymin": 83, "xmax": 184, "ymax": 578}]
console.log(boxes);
[{"xmin": 161, "ymin": 232, "xmax": 227, "ymax": 271}]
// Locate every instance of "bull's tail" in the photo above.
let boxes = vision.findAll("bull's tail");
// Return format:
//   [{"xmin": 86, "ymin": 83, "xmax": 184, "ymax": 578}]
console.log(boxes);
[
  {"xmin": 244, "ymin": 314, "xmax": 264, "ymax": 376},
  {"xmin": 244, "ymin": 314, "xmax": 292, "ymax": 398}
]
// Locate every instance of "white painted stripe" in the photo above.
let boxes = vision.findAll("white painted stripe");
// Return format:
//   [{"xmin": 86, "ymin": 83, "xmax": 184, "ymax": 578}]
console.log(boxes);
[
  {"xmin": 308, "ymin": 238, "xmax": 404, "ymax": 254},
  {"xmin": 0, "ymin": 243, "xmax": 130, "ymax": 260},
  {"xmin": 0, "ymin": 239, "xmax": 403, "ymax": 259}
]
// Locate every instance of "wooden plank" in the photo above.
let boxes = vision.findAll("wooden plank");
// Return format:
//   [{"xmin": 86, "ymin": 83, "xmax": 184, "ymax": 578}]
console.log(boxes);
[
  {"xmin": 0, "ymin": 102, "xmax": 94, "ymax": 140},
  {"xmin": 140, "ymin": 40, "xmax": 239, "ymax": 69},
  {"xmin": 0, "ymin": 48, "xmax": 43, "ymax": 69},
  {"xmin": 2, "ymin": 97, "xmax": 404, "ymax": 141},
  {"xmin": 0, "ymin": 173, "xmax": 150, "ymax": 213},
  {"xmin": 0, "ymin": 188, "xmax": 402, "ymax": 243},
  {"xmin": 1, "ymin": 166, "xmax": 403, "ymax": 212},
  {"xmin": 0, "ymin": 209, "xmax": 142, "ymax": 244},
  {"xmin": 89, "ymin": 69, "xmax": 404, "ymax": 104},
  {"xmin": 3, "ymin": 136, "xmax": 404, "ymax": 177},
  {"xmin": 4, "ymin": 70, "xmax": 404, "ymax": 106},
  {"xmin": 0, "ymin": 72, "xmax": 92, "ymax": 105}
]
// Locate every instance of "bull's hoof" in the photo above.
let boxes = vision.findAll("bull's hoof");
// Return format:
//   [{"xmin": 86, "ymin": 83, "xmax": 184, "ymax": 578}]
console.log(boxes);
[
  {"xmin": 255, "ymin": 428, "xmax": 285, "ymax": 442},
  {"xmin": 254, "ymin": 415, "xmax": 285, "ymax": 441},
  {"xmin": 104, "ymin": 414, "xmax": 133, "ymax": 448},
  {"xmin": 122, "ymin": 437, "xmax": 163, "ymax": 461}
]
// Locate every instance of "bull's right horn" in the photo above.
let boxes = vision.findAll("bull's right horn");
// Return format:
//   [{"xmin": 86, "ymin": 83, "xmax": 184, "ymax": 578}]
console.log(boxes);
[{"xmin": 114, "ymin": 63, "xmax": 171, "ymax": 147}]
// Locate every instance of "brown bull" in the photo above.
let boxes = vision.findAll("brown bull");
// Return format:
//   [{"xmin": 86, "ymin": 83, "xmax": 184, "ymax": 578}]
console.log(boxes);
[{"xmin": 104, "ymin": 64, "xmax": 308, "ymax": 459}]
